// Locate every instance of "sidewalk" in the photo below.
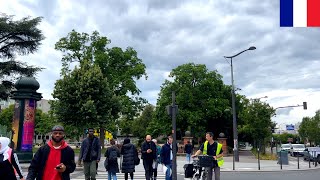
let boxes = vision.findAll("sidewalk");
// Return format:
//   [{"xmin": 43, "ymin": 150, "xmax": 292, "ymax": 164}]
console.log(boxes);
[{"xmin": 19, "ymin": 149, "xmax": 320, "ymax": 173}]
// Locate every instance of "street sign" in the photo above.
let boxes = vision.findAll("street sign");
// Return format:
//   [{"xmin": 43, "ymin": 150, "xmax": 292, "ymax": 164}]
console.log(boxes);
[{"xmin": 286, "ymin": 124, "xmax": 295, "ymax": 131}]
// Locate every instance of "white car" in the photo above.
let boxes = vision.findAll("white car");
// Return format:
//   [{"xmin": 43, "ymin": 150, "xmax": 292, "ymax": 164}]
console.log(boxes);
[
  {"xmin": 290, "ymin": 144, "xmax": 306, "ymax": 156},
  {"xmin": 280, "ymin": 144, "xmax": 291, "ymax": 153}
]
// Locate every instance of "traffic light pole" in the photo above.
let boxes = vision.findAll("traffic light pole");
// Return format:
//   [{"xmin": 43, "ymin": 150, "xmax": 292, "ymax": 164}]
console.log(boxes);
[{"xmin": 166, "ymin": 91, "xmax": 178, "ymax": 180}]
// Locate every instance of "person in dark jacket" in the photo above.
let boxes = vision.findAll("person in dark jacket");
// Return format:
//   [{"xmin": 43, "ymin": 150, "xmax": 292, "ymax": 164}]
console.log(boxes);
[
  {"xmin": 105, "ymin": 139, "xmax": 120, "ymax": 180},
  {"xmin": 78, "ymin": 128, "xmax": 101, "ymax": 180},
  {"xmin": 184, "ymin": 141, "xmax": 193, "ymax": 163},
  {"xmin": 121, "ymin": 138, "xmax": 138, "ymax": 180},
  {"xmin": 0, "ymin": 137, "xmax": 24, "ymax": 180},
  {"xmin": 141, "ymin": 135, "xmax": 157, "ymax": 180},
  {"xmin": 27, "ymin": 125, "xmax": 76, "ymax": 180},
  {"xmin": 161, "ymin": 136, "xmax": 177, "ymax": 180}
]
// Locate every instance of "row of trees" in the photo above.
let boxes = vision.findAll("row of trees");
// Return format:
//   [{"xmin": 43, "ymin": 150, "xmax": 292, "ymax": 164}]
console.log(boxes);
[
  {"xmin": 0, "ymin": 14, "xmax": 277, "ymax": 148},
  {"xmin": 299, "ymin": 110, "xmax": 320, "ymax": 145}
]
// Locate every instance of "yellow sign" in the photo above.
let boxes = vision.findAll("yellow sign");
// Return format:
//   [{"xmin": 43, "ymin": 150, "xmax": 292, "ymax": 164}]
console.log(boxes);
[{"xmin": 105, "ymin": 131, "xmax": 113, "ymax": 140}]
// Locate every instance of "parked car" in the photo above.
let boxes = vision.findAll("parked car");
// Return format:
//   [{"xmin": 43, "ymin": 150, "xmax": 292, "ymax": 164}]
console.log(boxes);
[
  {"xmin": 303, "ymin": 147, "xmax": 320, "ymax": 162},
  {"xmin": 290, "ymin": 144, "xmax": 305, "ymax": 156},
  {"xmin": 280, "ymin": 144, "xmax": 292, "ymax": 153}
]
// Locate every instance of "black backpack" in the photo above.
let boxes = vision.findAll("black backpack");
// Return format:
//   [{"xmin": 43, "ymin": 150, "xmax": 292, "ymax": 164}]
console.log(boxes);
[{"xmin": 109, "ymin": 149, "xmax": 118, "ymax": 162}]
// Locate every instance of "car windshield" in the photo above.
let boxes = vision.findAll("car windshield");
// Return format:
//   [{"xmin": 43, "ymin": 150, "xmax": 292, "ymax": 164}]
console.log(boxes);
[
  {"xmin": 292, "ymin": 144, "xmax": 305, "ymax": 148},
  {"xmin": 281, "ymin": 144, "xmax": 291, "ymax": 148}
]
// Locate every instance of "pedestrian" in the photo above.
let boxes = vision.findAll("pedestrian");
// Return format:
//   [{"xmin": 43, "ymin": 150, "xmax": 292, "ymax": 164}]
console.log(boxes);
[
  {"xmin": 160, "ymin": 136, "xmax": 174, "ymax": 180},
  {"xmin": 27, "ymin": 125, "xmax": 76, "ymax": 180},
  {"xmin": 0, "ymin": 137, "xmax": 25, "ymax": 180},
  {"xmin": 78, "ymin": 128, "xmax": 101, "ymax": 180},
  {"xmin": 152, "ymin": 139, "xmax": 161, "ymax": 180},
  {"xmin": 121, "ymin": 138, "xmax": 138, "ymax": 180},
  {"xmin": 105, "ymin": 139, "xmax": 120, "ymax": 180},
  {"xmin": 184, "ymin": 141, "xmax": 193, "ymax": 163},
  {"xmin": 191, "ymin": 132, "xmax": 224, "ymax": 180},
  {"xmin": 141, "ymin": 135, "xmax": 157, "ymax": 180}
]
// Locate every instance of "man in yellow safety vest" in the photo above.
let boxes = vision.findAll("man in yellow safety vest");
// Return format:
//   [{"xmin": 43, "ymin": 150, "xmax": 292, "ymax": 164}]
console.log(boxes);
[{"xmin": 191, "ymin": 132, "xmax": 223, "ymax": 180}]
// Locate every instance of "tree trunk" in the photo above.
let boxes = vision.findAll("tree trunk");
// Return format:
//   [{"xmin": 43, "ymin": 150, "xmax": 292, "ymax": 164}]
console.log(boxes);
[{"xmin": 99, "ymin": 126, "xmax": 105, "ymax": 149}]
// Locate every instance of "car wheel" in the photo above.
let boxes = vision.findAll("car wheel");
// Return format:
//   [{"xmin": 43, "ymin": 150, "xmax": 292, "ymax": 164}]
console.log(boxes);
[{"xmin": 317, "ymin": 155, "xmax": 320, "ymax": 163}]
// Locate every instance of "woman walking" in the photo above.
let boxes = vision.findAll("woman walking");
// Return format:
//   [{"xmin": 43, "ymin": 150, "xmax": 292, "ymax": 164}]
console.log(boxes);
[
  {"xmin": 121, "ymin": 138, "xmax": 138, "ymax": 180},
  {"xmin": 105, "ymin": 139, "xmax": 120, "ymax": 180},
  {"xmin": 0, "ymin": 137, "xmax": 25, "ymax": 180},
  {"xmin": 152, "ymin": 139, "xmax": 161, "ymax": 180}
]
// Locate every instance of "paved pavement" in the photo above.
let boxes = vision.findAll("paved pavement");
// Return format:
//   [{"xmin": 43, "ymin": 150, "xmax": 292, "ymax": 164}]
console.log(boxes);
[{"xmin": 19, "ymin": 149, "xmax": 320, "ymax": 179}]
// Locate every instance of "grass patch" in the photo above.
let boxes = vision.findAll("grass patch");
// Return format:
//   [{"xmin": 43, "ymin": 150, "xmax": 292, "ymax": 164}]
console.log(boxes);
[
  {"xmin": 251, "ymin": 149, "xmax": 278, "ymax": 160},
  {"xmin": 33, "ymin": 146, "xmax": 81, "ymax": 154}
]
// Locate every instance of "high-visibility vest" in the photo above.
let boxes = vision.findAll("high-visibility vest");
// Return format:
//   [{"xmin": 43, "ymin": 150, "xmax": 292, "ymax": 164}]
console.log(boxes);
[{"xmin": 203, "ymin": 141, "xmax": 224, "ymax": 167}]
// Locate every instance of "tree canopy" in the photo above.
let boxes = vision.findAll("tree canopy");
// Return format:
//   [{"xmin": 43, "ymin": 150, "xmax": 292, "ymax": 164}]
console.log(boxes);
[
  {"xmin": 51, "ymin": 59, "xmax": 118, "ymax": 139},
  {"xmin": 0, "ymin": 14, "xmax": 44, "ymax": 100},
  {"xmin": 150, "ymin": 63, "xmax": 233, "ymax": 141},
  {"xmin": 238, "ymin": 98, "xmax": 275, "ymax": 146},
  {"xmin": 54, "ymin": 30, "xmax": 146, "ymax": 145},
  {"xmin": 299, "ymin": 110, "xmax": 320, "ymax": 145}
]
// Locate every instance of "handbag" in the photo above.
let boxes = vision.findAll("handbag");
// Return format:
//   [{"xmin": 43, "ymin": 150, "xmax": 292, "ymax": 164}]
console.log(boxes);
[
  {"xmin": 104, "ymin": 158, "xmax": 108, "ymax": 169},
  {"xmin": 134, "ymin": 147, "xmax": 140, "ymax": 165},
  {"xmin": 134, "ymin": 154, "xmax": 140, "ymax": 165}
]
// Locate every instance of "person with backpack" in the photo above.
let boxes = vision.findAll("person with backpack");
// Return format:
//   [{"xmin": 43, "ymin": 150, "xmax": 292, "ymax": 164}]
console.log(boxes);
[
  {"xmin": 121, "ymin": 138, "xmax": 138, "ymax": 180},
  {"xmin": 105, "ymin": 139, "xmax": 120, "ymax": 180},
  {"xmin": 0, "ymin": 137, "xmax": 24, "ymax": 180}
]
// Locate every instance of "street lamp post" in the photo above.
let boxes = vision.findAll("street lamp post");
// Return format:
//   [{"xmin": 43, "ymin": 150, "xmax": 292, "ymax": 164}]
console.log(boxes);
[{"xmin": 224, "ymin": 46, "xmax": 256, "ymax": 162}]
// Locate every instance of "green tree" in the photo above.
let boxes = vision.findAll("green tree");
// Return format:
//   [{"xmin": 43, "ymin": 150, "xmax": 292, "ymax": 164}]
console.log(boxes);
[
  {"xmin": 0, "ymin": 104, "xmax": 14, "ymax": 128},
  {"xmin": 34, "ymin": 109, "xmax": 55, "ymax": 135},
  {"xmin": 0, "ymin": 104, "xmax": 54, "ymax": 135},
  {"xmin": 299, "ymin": 111, "xmax": 320, "ymax": 145},
  {"xmin": 130, "ymin": 104, "xmax": 155, "ymax": 138},
  {"xmin": 51, "ymin": 59, "xmax": 118, "ymax": 146},
  {"xmin": 0, "ymin": 14, "xmax": 44, "ymax": 99},
  {"xmin": 238, "ymin": 98, "xmax": 275, "ymax": 149},
  {"xmin": 152, "ymin": 63, "xmax": 233, "ymax": 142},
  {"xmin": 54, "ymin": 30, "xmax": 147, "ymax": 142}
]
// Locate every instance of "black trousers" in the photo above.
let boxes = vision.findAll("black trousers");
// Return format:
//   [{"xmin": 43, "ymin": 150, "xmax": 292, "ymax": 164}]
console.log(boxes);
[
  {"xmin": 143, "ymin": 159, "xmax": 153, "ymax": 180},
  {"xmin": 124, "ymin": 172, "xmax": 134, "ymax": 180}
]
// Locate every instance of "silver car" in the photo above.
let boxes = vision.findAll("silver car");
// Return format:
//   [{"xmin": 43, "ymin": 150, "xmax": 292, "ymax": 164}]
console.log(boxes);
[
  {"xmin": 290, "ymin": 144, "xmax": 306, "ymax": 156},
  {"xmin": 280, "ymin": 144, "xmax": 291, "ymax": 153}
]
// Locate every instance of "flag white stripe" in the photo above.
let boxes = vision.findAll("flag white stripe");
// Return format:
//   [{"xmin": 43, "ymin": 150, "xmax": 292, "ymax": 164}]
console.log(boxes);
[{"xmin": 293, "ymin": 0, "xmax": 307, "ymax": 27}]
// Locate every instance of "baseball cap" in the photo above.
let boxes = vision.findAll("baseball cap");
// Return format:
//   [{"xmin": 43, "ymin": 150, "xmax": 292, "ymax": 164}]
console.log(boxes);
[{"xmin": 52, "ymin": 125, "xmax": 64, "ymax": 132}]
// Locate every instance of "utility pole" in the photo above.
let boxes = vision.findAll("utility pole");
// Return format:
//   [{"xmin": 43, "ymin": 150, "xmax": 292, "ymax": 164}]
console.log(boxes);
[{"xmin": 166, "ymin": 91, "xmax": 178, "ymax": 180}]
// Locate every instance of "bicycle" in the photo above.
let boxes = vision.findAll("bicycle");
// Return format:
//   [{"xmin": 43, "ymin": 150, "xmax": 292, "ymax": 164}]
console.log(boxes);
[{"xmin": 192, "ymin": 155, "xmax": 214, "ymax": 180}]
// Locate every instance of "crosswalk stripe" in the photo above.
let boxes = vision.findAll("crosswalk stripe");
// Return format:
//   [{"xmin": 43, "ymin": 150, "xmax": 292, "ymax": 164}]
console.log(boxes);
[{"xmin": 71, "ymin": 172, "xmax": 167, "ymax": 180}]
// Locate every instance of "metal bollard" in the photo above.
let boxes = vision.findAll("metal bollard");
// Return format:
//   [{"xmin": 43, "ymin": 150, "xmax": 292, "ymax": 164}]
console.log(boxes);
[
  {"xmin": 258, "ymin": 148, "xmax": 260, "ymax": 170},
  {"xmin": 309, "ymin": 150, "xmax": 311, "ymax": 168},
  {"xmin": 280, "ymin": 151, "xmax": 282, "ymax": 170},
  {"xmin": 297, "ymin": 153, "xmax": 300, "ymax": 169}
]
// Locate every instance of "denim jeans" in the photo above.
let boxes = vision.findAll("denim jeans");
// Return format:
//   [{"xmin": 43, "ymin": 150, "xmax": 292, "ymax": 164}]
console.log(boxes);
[
  {"xmin": 165, "ymin": 164, "xmax": 172, "ymax": 180},
  {"xmin": 108, "ymin": 172, "xmax": 117, "ymax": 180},
  {"xmin": 186, "ymin": 153, "xmax": 191, "ymax": 163}
]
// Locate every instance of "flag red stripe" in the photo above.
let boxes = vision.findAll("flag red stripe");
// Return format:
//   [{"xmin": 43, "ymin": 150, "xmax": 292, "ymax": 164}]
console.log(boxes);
[{"xmin": 307, "ymin": 0, "xmax": 320, "ymax": 27}]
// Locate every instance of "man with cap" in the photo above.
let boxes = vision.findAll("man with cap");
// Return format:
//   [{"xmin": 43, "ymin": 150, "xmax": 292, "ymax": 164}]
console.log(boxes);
[{"xmin": 27, "ymin": 125, "xmax": 76, "ymax": 180}]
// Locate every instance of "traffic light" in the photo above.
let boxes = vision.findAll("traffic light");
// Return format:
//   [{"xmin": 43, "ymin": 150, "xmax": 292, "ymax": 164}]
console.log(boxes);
[{"xmin": 303, "ymin": 102, "xmax": 307, "ymax": 110}]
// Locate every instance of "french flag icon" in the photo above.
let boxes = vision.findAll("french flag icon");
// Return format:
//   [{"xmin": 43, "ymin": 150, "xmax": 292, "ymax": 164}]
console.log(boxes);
[{"xmin": 280, "ymin": 0, "xmax": 320, "ymax": 27}]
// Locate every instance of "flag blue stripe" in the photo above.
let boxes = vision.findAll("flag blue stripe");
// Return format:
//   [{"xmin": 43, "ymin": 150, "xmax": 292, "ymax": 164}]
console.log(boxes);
[{"xmin": 280, "ymin": 0, "xmax": 293, "ymax": 27}]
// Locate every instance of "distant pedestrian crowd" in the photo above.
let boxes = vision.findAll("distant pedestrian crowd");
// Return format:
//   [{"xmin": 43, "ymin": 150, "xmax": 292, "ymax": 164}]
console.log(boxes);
[{"xmin": 0, "ymin": 125, "xmax": 223, "ymax": 180}]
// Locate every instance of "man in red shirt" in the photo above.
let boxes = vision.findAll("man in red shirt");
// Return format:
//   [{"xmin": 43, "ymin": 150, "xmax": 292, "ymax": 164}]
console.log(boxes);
[{"xmin": 27, "ymin": 125, "xmax": 76, "ymax": 180}]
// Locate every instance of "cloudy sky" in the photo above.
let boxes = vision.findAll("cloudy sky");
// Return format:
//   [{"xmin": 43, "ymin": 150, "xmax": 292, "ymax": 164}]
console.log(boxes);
[{"xmin": 1, "ymin": 0, "xmax": 319, "ymax": 129}]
